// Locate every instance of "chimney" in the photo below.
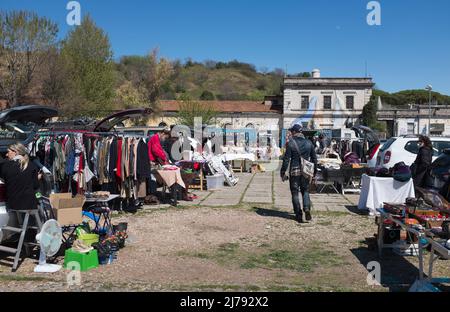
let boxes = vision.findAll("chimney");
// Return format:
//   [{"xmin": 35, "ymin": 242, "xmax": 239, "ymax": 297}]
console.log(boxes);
[{"xmin": 312, "ymin": 69, "xmax": 321, "ymax": 78}]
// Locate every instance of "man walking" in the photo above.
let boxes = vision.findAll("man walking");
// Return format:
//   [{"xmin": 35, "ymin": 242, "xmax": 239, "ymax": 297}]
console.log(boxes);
[{"xmin": 280, "ymin": 124, "xmax": 317, "ymax": 223}]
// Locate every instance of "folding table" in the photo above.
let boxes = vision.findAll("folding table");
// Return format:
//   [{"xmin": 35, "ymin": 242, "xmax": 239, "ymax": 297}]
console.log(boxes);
[{"xmin": 83, "ymin": 195, "xmax": 120, "ymax": 234}]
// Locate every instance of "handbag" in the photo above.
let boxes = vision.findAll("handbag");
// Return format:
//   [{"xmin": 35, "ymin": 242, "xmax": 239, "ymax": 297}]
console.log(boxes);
[{"xmin": 291, "ymin": 139, "xmax": 315, "ymax": 179}]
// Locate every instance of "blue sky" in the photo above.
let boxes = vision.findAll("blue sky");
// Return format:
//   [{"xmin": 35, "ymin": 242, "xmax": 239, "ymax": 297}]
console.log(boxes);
[{"xmin": 2, "ymin": 0, "xmax": 450, "ymax": 94}]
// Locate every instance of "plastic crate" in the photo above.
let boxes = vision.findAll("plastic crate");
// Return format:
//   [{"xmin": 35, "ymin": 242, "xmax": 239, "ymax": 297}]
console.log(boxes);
[
  {"xmin": 64, "ymin": 248, "xmax": 99, "ymax": 272},
  {"xmin": 206, "ymin": 174, "xmax": 225, "ymax": 190}
]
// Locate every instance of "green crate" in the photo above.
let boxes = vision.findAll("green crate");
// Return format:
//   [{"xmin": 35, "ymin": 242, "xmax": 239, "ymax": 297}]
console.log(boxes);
[{"xmin": 64, "ymin": 248, "xmax": 99, "ymax": 272}]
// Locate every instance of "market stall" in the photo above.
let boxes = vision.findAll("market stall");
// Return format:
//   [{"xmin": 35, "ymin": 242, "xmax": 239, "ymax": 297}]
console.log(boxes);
[
  {"xmin": 376, "ymin": 204, "xmax": 450, "ymax": 292},
  {"xmin": 358, "ymin": 174, "xmax": 415, "ymax": 215},
  {"xmin": 316, "ymin": 164, "xmax": 368, "ymax": 194}
]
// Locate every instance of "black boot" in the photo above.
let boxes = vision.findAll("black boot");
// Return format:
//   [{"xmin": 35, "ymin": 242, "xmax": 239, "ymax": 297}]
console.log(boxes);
[
  {"xmin": 296, "ymin": 213, "xmax": 304, "ymax": 223},
  {"xmin": 305, "ymin": 210, "xmax": 312, "ymax": 221}
]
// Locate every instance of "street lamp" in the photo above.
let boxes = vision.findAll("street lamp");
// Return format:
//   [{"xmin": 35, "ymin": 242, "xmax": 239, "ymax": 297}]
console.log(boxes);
[{"xmin": 425, "ymin": 85, "xmax": 433, "ymax": 136}]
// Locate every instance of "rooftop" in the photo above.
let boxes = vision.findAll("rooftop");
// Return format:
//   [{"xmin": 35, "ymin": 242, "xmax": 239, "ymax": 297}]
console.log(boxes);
[{"xmin": 159, "ymin": 100, "xmax": 282, "ymax": 114}]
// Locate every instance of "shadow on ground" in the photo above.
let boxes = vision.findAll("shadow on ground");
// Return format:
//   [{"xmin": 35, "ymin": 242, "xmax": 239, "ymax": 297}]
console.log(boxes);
[
  {"xmin": 351, "ymin": 243, "xmax": 420, "ymax": 292},
  {"xmin": 345, "ymin": 205, "xmax": 370, "ymax": 215},
  {"xmin": 351, "ymin": 239, "xmax": 450, "ymax": 292},
  {"xmin": 253, "ymin": 207, "xmax": 296, "ymax": 221}
]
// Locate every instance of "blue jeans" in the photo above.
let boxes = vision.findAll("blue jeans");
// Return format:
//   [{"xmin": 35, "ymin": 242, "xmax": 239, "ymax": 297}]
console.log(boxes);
[{"xmin": 289, "ymin": 175, "xmax": 311, "ymax": 216}]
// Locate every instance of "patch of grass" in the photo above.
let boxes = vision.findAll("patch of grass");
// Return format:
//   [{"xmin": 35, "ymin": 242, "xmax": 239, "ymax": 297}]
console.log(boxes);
[
  {"xmin": 313, "ymin": 211, "xmax": 351, "ymax": 217},
  {"xmin": 317, "ymin": 221, "xmax": 333, "ymax": 226},
  {"xmin": 240, "ymin": 246, "xmax": 346, "ymax": 273},
  {"xmin": 258, "ymin": 243, "xmax": 271, "ymax": 248},
  {"xmin": 0, "ymin": 275, "xmax": 54, "ymax": 282},
  {"xmin": 174, "ymin": 283, "xmax": 261, "ymax": 292},
  {"xmin": 177, "ymin": 242, "xmax": 240, "ymax": 263},
  {"xmin": 218, "ymin": 242, "xmax": 240, "ymax": 253},
  {"xmin": 176, "ymin": 251, "xmax": 211, "ymax": 259},
  {"xmin": 344, "ymin": 229, "xmax": 358, "ymax": 235}
]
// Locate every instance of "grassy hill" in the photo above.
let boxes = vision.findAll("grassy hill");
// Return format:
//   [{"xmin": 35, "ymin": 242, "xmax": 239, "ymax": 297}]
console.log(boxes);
[{"xmin": 158, "ymin": 60, "xmax": 286, "ymax": 101}]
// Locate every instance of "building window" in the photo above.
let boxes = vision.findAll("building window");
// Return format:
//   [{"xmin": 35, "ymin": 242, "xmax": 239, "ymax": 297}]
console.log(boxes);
[
  {"xmin": 346, "ymin": 96, "xmax": 354, "ymax": 110},
  {"xmin": 407, "ymin": 123, "xmax": 415, "ymax": 135},
  {"xmin": 301, "ymin": 96, "xmax": 309, "ymax": 109},
  {"xmin": 302, "ymin": 122, "xmax": 309, "ymax": 129},
  {"xmin": 323, "ymin": 96, "xmax": 332, "ymax": 110}
]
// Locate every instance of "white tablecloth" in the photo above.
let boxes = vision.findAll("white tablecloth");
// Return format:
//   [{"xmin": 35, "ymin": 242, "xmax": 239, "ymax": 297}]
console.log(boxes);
[
  {"xmin": 222, "ymin": 153, "xmax": 256, "ymax": 162},
  {"xmin": 358, "ymin": 174, "xmax": 415, "ymax": 215}
]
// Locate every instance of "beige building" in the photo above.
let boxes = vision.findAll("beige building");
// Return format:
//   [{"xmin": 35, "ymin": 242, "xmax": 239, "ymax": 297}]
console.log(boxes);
[{"xmin": 282, "ymin": 69, "xmax": 374, "ymax": 130}]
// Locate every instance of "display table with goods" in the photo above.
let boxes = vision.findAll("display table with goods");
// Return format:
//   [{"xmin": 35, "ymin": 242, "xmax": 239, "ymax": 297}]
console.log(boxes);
[
  {"xmin": 176, "ymin": 160, "xmax": 205, "ymax": 191},
  {"xmin": 316, "ymin": 164, "xmax": 368, "ymax": 195},
  {"xmin": 358, "ymin": 174, "xmax": 415, "ymax": 215},
  {"xmin": 376, "ymin": 199, "xmax": 450, "ymax": 292},
  {"xmin": 83, "ymin": 193, "xmax": 121, "ymax": 234},
  {"xmin": 152, "ymin": 165, "xmax": 186, "ymax": 206}
]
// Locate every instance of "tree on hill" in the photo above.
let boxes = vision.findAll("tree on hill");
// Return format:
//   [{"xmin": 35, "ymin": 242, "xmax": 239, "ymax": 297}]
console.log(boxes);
[
  {"xmin": 374, "ymin": 89, "xmax": 450, "ymax": 106},
  {"xmin": 60, "ymin": 15, "xmax": 115, "ymax": 117},
  {"xmin": 0, "ymin": 10, "xmax": 58, "ymax": 107},
  {"xmin": 200, "ymin": 90, "xmax": 215, "ymax": 100},
  {"xmin": 176, "ymin": 94, "xmax": 217, "ymax": 128},
  {"xmin": 362, "ymin": 95, "xmax": 386, "ymax": 132},
  {"xmin": 116, "ymin": 49, "xmax": 173, "ymax": 112}
]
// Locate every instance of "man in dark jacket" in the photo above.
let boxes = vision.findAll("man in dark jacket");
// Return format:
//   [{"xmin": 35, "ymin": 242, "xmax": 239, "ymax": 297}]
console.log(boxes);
[{"xmin": 281, "ymin": 124, "xmax": 318, "ymax": 223}]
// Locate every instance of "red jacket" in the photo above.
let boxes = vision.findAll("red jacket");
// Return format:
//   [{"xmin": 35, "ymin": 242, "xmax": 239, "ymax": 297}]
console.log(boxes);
[{"xmin": 148, "ymin": 134, "xmax": 167, "ymax": 164}]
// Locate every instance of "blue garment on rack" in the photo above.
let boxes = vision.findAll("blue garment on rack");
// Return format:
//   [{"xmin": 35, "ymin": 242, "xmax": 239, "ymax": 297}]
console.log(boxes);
[{"xmin": 66, "ymin": 151, "xmax": 75, "ymax": 176}]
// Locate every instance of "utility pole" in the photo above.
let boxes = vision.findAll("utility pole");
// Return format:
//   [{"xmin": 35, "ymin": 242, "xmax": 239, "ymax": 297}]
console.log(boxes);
[{"xmin": 425, "ymin": 85, "xmax": 433, "ymax": 136}]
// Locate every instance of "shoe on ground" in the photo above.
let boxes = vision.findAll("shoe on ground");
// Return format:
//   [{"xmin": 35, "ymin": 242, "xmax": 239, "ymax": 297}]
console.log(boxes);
[
  {"xmin": 296, "ymin": 214, "xmax": 304, "ymax": 224},
  {"xmin": 305, "ymin": 211, "xmax": 312, "ymax": 221}
]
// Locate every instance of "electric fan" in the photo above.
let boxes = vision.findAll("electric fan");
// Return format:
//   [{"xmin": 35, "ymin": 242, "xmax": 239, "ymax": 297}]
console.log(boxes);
[{"xmin": 34, "ymin": 219, "xmax": 63, "ymax": 273}]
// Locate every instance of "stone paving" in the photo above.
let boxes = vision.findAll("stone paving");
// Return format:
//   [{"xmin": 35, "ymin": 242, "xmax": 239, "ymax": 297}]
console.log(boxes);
[{"xmin": 143, "ymin": 172, "xmax": 360, "ymax": 214}]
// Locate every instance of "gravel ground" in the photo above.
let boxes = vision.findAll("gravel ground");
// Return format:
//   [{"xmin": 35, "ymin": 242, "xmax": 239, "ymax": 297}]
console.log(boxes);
[{"xmin": 1, "ymin": 202, "xmax": 450, "ymax": 292}]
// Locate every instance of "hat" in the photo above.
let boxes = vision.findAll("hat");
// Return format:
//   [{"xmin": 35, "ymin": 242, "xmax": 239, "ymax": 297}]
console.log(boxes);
[{"xmin": 289, "ymin": 124, "xmax": 303, "ymax": 133}]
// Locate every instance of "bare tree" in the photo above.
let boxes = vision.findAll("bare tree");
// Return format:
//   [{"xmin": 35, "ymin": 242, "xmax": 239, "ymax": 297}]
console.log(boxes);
[
  {"xmin": 0, "ymin": 11, "xmax": 58, "ymax": 107},
  {"xmin": 41, "ymin": 45, "xmax": 67, "ymax": 108}
]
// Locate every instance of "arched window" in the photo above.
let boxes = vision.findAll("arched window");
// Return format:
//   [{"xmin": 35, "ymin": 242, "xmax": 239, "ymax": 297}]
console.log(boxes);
[{"xmin": 223, "ymin": 123, "xmax": 233, "ymax": 146}]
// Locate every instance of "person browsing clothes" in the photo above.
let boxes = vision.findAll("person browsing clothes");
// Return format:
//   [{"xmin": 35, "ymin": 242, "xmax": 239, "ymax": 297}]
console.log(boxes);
[
  {"xmin": 0, "ymin": 143, "xmax": 40, "ymax": 211},
  {"xmin": 280, "ymin": 124, "xmax": 317, "ymax": 223},
  {"xmin": 148, "ymin": 129, "xmax": 171, "ymax": 165}
]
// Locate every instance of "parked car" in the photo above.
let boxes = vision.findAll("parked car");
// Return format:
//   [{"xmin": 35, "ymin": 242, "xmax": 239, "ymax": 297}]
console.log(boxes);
[
  {"xmin": 0, "ymin": 105, "xmax": 58, "ymax": 153},
  {"xmin": 376, "ymin": 135, "xmax": 450, "ymax": 169},
  {"xmin": 41, "ymin": 108, "xmax": 153, "ymax": 133}
]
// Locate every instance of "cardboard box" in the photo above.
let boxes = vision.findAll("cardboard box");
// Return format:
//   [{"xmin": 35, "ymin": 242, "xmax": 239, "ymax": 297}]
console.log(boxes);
[
  {"xmin": 53, "ymin": 207, "xmax": 82, "ymax": 226},
  {"xmin": 50, "ymin": 193, "xmax": 85, "ymax": 226},
  {"xmin": 50, "ymin": 193, "xmax": 85, "ymax": 210}
]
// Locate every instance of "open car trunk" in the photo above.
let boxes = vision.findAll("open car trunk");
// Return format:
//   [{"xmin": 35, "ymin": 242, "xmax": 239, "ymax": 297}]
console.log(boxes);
[
  {"xmin": 0, "ymin": 105, "xmax": 58, "ymax": 153},
  {"xmin": 93, "ymin": 108, "xmax": 153, "ymax": 132}
]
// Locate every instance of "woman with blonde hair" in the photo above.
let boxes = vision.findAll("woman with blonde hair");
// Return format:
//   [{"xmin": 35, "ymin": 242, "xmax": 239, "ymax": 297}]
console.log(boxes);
[{"xmin": 0, "ymin": 143, "xmax": 39, "ymax": 211}]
